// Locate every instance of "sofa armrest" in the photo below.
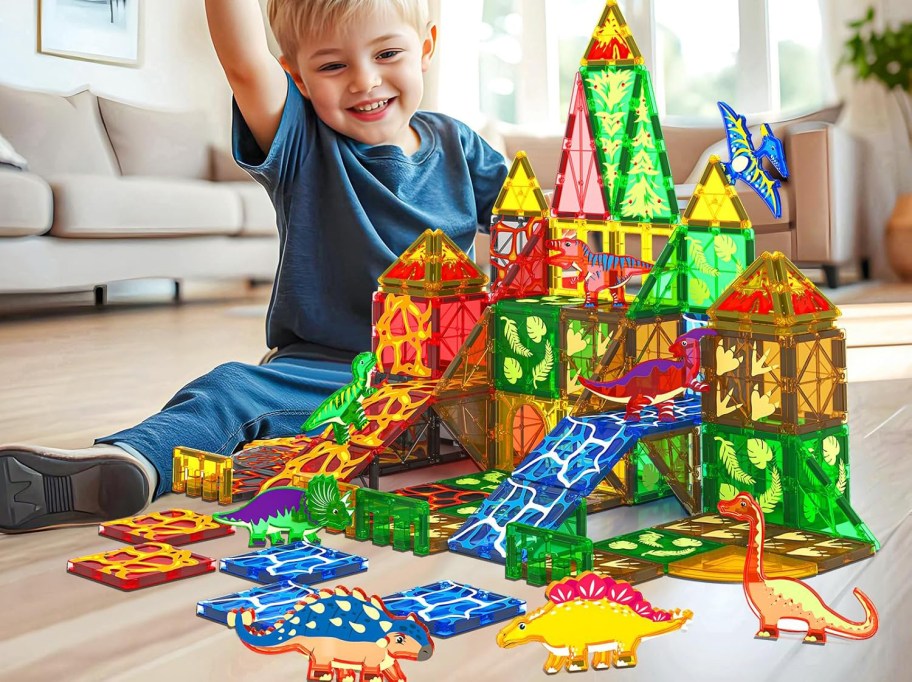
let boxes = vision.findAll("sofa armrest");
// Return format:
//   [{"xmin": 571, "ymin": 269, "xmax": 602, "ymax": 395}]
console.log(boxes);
[
  {"xmin": 210, "ymin": 145, "xmax": 254, "ymax": 183},
  {"xmin": 786, "ymin": 121, "xmax": 864, "ymax": 264},
  {"xmin": 0, "ymin": 169, "xmax": 53, "ymax": 236}
]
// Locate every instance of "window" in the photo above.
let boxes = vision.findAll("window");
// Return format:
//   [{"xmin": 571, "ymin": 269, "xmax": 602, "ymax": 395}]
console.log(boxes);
[{"xmin": 468, "ymin": 0, "xmax": 834, "ymax": 128}]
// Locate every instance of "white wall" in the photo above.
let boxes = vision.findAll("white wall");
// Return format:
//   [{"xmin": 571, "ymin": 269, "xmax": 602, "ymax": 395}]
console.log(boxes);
[{"xmin": 0, "ymin": 0, "xmax": 234, "ymax": 145}]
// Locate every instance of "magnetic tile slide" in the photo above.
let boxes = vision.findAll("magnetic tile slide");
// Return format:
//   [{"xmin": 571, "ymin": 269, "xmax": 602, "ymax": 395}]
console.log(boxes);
[
  {"xmin": 98, "ymin": 509, "xmax": 234, "ymax": 546},
  {"xmin": 67, "ymin": 542, "xmax": 215, "ymax": 591},
  {"xmin": 382, "ymin": 580, "xmax": 525, "ymax": 638},
  {"xmin": 220, "ymin": 542, "xmax": 368, "ymax": 585},
  {"xmin": 197, "ymin": 579, "xmax": 317, "ymax": 626}
]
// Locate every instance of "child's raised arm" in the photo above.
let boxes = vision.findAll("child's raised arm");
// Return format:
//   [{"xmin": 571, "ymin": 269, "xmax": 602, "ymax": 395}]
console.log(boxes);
[{"xmin": 205, "ymin": 0, "xmax": 288, "ymax": 154}]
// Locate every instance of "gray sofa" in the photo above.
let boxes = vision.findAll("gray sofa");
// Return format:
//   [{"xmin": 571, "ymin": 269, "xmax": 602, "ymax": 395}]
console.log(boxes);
[{"xmin": 0, "ymin": 83, "xmax": 277, "ymax": 296}]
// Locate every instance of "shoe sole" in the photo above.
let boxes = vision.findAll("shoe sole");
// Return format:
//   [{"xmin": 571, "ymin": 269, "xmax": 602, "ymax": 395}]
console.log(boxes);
[{"xmin": 0, "ymin": 452, "xmax": 149, "ymax": 532}]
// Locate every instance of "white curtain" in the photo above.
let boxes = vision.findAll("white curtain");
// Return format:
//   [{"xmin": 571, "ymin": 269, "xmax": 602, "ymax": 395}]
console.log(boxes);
[{"xmin": 821, "ymin": 0, "xmax": 912, "ymax": 280}]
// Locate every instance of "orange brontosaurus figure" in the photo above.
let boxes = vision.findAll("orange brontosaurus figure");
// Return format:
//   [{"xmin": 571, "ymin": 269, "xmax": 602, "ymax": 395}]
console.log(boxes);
[{"xmin": 718, "ymin": 492, "xmax": 878, "ymax": 645}]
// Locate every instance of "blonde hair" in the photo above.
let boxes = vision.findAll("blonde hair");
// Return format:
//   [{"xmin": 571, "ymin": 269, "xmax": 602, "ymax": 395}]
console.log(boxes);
[{"xmin": 268, "ymin": 0, "xmax": 430, "ymax": 62}]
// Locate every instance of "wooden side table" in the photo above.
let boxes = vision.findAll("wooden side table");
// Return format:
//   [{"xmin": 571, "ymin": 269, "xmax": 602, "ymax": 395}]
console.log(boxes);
[{"xmin": 886, "ymin": 194, "xmax": 912, "ymax": 281}]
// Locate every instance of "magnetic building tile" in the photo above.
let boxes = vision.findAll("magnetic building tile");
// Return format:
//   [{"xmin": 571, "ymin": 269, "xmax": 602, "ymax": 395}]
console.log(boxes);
[
  {"xmin": 67, "ymin": 542, "xmax": 216, "ymax": 591},
  {"xmin": 382, "ymin": 580, "xmax": 526, "ymax": 638},
  {"xmin": 219, "ymin": 541, "xmax": 368, "ymax": 585},
  {"xmin": 99, "ymin": 508, "xmax": 235, "ymax": 546}
]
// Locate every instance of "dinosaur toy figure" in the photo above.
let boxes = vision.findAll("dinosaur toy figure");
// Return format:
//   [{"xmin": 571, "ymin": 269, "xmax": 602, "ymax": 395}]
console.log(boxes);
[
  {"xmin": 302, "ymin": 351, "xmax": 379, "ymax": 445},
  {"xmin": 579, "ymin": 327, "xmax": 717, "ymax": 421},
  {"xmin": 228, "ymin": 586, "xmax": 434, "ymax": 682},
  {"xmin": 718, "ymin": 101, "xmax": 790, "ymax": 218},
  {"xmin": 545, "ymin": 238, "xmax": 652, "ymax": 307},
  {"xmin": 718, "ymin": 492, "xmax": 878, "ymax": 644},
  {"xmin": 497, "ymin": 571, "xmax": 691, "ymax": 673},
  {"xmin": 212, "ymin": 477, "xmax": 352, "ymax": 547}
]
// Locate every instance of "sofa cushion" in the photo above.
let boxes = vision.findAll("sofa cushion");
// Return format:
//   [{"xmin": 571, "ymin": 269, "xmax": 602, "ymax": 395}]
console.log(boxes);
[
  {"xmin": 675, "ymin": 182, "xmax": 792, "ymax": 230},
  {"xmin": 0, "ymin": 170, "xmax": 53, "ymax": 236},
  {"xmin": 220, "ymin": 182, "xmax": 277, "ymax": 236},
  {"xmin": 98, "ymin": 97, "xmax": 212, "ymax": 180},
  {"xmin": 47, "ymin": 175, "xmax": 242, "ymax": 237},
  {"xmin": 0, "ymin": 85, "xmax": 118, "ymax": 177},
  {"xmin": 0, "ymin": 132, "xmax": 28, "ymax": 170}
]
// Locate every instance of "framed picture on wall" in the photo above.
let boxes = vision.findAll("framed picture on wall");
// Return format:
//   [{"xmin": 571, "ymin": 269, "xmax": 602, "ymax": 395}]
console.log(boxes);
[{"xmin": 38, "ymin": 0, "xmax": 141, "ymax": 66}]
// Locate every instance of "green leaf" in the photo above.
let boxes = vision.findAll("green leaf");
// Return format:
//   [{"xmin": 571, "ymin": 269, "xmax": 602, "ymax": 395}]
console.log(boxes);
[
  {"xmin": 758, "ymin": 467, "xmax": 783, "ymax": 514},
  {"xmin": 526, "ymin": 316, "xmax": 548, "ymax": 344},
  {"xmin": 640, "ymin": 463, "xmax": 662, "ymax": 490},
  {"xmin": 689, "ymin": 278, "xmax": 712, "ymax": 305},
  {"xmin": 503, "ymin": 357, "xmax": 523, "ymax": 384},
  {"xmin": 687, "ymin": 237, "xmax": 719, "ymax": 276},
  {"xmin": 747, "ymin": 438, "xmax": 774, "ymax": 470},
  {"xmin": 637, "ymin": 531, "xmax": 663, "ymax": 548},
  {"xmin": 803, "ymin": 496, "xmax": 818, "ymax": 523},
  {"xmin": 714, "ymin": 234, "xmax": 738, "ymax": 262},
  {"xmin": 720, "ymin": 483, "xmax": 739, "ymax": 501},
  {"xmin": 531, "ymin": 341, "xmax": 554, "ymax": 389},
  {"xmin": 715, "ymin": 436, "xmax": 755, "ymax": 485},
  {"xmin": 501, "ymin": 316, "xmax": 532, "ymax": 357},
  {"xmin": 823, "ymin": 435, "xmax": 840, "ymax": 466}
]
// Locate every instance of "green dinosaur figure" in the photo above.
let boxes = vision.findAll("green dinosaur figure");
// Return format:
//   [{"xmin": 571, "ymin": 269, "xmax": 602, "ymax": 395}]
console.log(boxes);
[
  {"xmin": 211, "ymin": 477, "xmax": 352, "ymax": 547},
  {"xmin": 302, "ymin": 351, "xmax": 379, "ymax": 445}
]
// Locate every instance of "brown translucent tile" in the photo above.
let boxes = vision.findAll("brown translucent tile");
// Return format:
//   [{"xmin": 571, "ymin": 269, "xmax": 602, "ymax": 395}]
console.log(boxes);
[
  {"xmin": 667, "ymin": 545, "xmax": 818, "ymax": 582},
  {"xmin": 655, "ymin": 513, "xmax": 793, "ymax": 547},
  {"xmin": 591, "ymin": 549, "xmax": 663, "ymax": 585},
  {"xmin": 585, "ymin": 486, "xmax": 624, "ymax": 513},
  {"xmin": 762, "ymin": 529, "xmax": 875, "ymax": 573},
  {"xmin": 428, "ymin": 512, "xmax": 464, "ymax": 554}
]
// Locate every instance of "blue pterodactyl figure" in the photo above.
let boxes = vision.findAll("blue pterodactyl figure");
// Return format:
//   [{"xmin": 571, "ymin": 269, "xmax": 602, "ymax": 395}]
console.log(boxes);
[{"xmin": 717, "ymin": 101, "xmax": 790, "ymax": 218}]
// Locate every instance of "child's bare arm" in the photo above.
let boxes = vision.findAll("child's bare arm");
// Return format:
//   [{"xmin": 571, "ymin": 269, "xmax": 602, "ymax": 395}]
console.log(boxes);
[{"xmin": 205, "ymin": 0, "xmax": 288, "ymax": 154}]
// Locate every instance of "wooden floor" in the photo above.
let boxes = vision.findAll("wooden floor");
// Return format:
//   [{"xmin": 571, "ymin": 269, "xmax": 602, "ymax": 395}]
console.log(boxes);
[{"xmin": 0, "ymin": 285, "xmax": 910, "ymax": 681}]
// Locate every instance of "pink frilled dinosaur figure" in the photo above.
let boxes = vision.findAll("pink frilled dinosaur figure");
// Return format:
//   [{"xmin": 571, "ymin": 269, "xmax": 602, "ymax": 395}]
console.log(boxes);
[
  {"xmin": 719, "ymin": 492, "xmax": 878, "ymax": 644},
  {"xmin": 579, "ymin": 328, "xmax": 716, "ymax": 422}
]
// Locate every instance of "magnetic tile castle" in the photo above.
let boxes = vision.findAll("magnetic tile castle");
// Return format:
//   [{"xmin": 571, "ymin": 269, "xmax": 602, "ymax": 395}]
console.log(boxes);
[{"xmin": 171, "ymin": 0, "xmax": 877, "ymax": 590}]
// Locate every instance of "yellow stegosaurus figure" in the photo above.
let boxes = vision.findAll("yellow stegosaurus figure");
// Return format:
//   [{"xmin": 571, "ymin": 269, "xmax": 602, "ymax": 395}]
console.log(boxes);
[{"xmin": 497, "ymin": 572, "xmax": 692, "ymax": 673}]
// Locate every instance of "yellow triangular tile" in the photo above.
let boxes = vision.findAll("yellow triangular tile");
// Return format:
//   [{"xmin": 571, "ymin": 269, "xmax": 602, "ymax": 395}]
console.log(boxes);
[
  {"xmin": 494, "ymin": 152, "xmax": 549, "ymax": 217},
  {"xmin": 683, "ymin": 157, "xmax": 751, "ymax": 228}
]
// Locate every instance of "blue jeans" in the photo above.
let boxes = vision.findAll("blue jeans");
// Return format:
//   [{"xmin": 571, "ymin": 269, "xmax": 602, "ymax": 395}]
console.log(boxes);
[{"xmin": 97, "ymin": 357, "xmax": 352, "ymax": 498}]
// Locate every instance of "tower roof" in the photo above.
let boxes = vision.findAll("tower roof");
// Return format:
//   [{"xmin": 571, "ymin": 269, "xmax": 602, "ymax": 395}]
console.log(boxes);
[
  {"xmin": 494, "ymin": 151, "xmax": 549, "ymax": 217},
  {"xmin": 378, "ymin": 229, "xmax": 488, "ymax": 296},
  {"xmin": 709, "ymin": 252, "xmax": 839, "ymax": 335},
  {"xmin": 582, "ymin": 0, "xmax": 643, "ymax": 67}
]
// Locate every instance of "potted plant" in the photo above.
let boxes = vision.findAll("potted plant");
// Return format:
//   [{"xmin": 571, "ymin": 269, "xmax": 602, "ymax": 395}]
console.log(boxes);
[
  {"xmin": 840, "ymin": 7, "xmax": 912, "ymax": 93},
  {"xmin": 841, "ymin": 6, "xmax": 912, "ymax": 280}
]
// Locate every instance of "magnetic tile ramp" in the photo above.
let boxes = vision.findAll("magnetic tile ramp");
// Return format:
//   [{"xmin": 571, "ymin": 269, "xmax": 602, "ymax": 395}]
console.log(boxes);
[
  {"xmin": 448, "ymin": 396, "xmax": 702, "ymax": 562},
  {"xmin": 237, "ymin": 379, "xmax": 439, "ymax": 486}
]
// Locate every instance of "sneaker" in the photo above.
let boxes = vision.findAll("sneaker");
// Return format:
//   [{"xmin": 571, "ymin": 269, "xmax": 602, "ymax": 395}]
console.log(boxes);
[{"xmin": 0, "ymin": 443, "xmax": 153, "ymax": 532}]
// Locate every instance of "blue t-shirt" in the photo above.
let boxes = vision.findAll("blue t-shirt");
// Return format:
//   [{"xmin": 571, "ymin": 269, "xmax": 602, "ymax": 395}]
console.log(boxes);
[{"xmin": 233, "ymin": 75, "xmax": 507, "ymax": 359}]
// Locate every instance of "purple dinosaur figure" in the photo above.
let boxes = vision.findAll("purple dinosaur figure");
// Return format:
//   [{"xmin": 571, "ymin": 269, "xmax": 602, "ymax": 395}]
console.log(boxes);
[{"xmin": 579, "ymin": 328, "xmax": 717, "ymax": 422}]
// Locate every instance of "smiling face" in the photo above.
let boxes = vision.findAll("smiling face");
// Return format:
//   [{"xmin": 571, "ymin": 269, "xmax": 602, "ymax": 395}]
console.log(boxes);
[{"xmin": 282, "ymin": 5, "xmax": 435, "ymax": 154}]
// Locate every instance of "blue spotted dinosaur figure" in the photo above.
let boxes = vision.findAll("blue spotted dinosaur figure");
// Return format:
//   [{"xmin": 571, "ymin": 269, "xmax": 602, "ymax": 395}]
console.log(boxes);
[
  {"xmin": 228, "ymin": 585, "xmax": 434, "ymax": 682},
  {"xmin": 302, "ymin": 351, "xmax": 379, "ymax": 445},
  {"xmin": 212, "ymin": 477, "xmax": 352, "ymax": 547}
]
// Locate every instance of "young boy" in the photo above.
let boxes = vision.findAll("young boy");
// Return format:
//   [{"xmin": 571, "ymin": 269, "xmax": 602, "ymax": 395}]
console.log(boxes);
[{"xmin": 0, "ymin": 0, "xmax": 507, "ymax": 532}]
